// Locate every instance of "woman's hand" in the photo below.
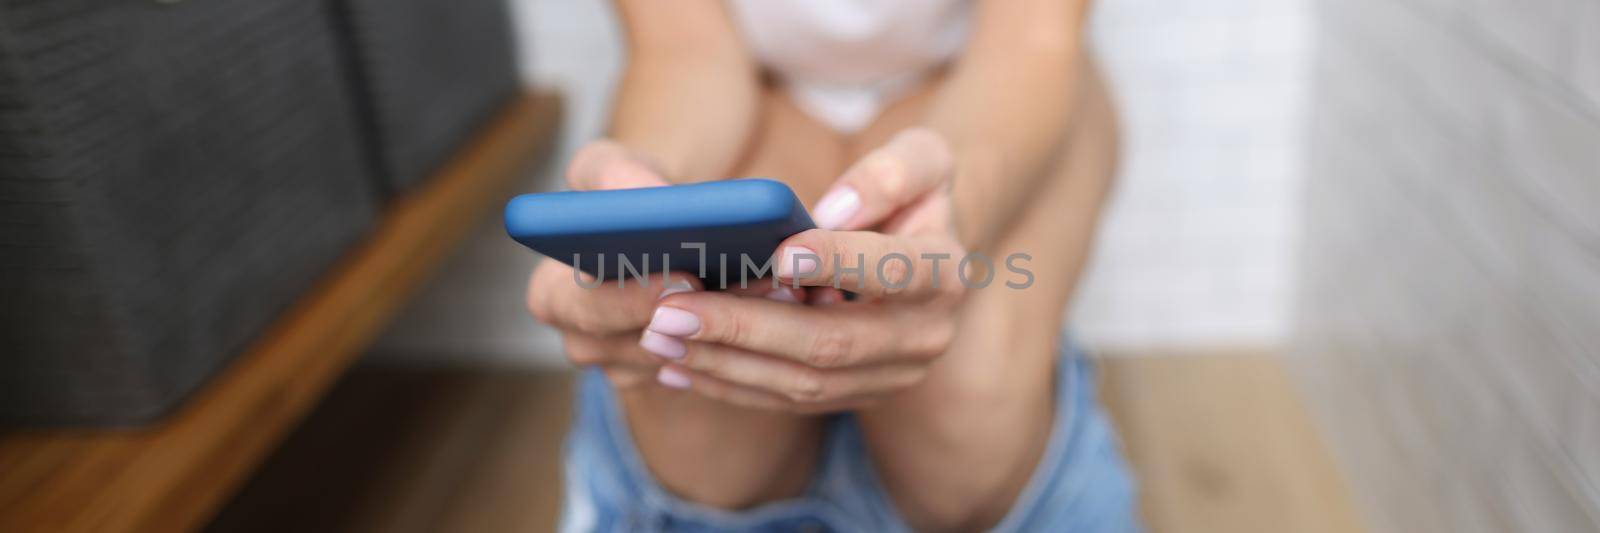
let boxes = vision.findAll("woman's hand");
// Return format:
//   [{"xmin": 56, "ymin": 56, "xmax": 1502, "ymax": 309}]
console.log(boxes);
[
  {"xmin": 637, "ymin": 129, "xmax": 968, "ymax": 413},
  {"xmin": 528, "ymin": 263, "xmax": 701, "ymax": 388},
  {"xmin": 525, "ymin": 140, "xmax": 680, "ymax": 388},
  {"xmin": 526, "ymin": 140, "xmax": 792, "ymax": 389}
]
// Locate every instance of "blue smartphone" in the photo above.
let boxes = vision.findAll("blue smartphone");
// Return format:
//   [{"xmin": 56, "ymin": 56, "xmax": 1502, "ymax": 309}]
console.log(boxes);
[{"xmin": 504, "ymin": 178, "xmax": 815, "ymax": 286}]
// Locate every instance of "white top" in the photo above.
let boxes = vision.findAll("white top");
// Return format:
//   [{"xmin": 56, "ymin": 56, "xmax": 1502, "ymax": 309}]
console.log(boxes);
[{"xmin": 727, "ymin": 0, "xmax": 971, "ymax": 133}]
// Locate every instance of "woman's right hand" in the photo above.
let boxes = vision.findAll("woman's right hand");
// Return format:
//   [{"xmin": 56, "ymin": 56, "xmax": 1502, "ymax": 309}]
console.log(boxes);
[
  {"xmin": 524, "ymin": 140, "xmax": 794, "ymax": 388},
  {"xmin": 527, "ymin": 261, "xmax": 705, "ymax": 388},
  {"xmin": 524, "ymin": 140, "xmax": 684, "ymax": 388}
]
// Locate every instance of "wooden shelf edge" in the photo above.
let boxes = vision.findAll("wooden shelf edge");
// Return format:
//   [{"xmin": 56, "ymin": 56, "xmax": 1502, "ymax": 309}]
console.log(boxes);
[{"xmin": 0, "ymin": 90, "xmax": 563, "ymax": 533}]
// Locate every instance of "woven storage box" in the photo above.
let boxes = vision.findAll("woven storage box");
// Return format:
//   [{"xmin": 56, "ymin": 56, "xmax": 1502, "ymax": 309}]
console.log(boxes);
[
  {"xmin": 0, "ymin": 0, "xmax": 378, "ymax": 425},
  {"xmin": 333, "ymin": 0, "xmax": 521, "ymax": 195}
]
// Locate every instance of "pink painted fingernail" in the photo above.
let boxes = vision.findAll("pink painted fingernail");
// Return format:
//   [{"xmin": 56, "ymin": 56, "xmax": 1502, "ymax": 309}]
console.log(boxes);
[
  {"xmin": 638, "ymin": 331, "xmax": 686, "ymax": 359},
  {"xmin": 647, "ymin": 307, "xmax": 700, "ymax": 336},
  {"xmin": 812, "ymin": 186, "xmax": 860, "ymax": 230},
  {"xmin": 766, "ymin": 288, "xmax": 800, "ymax": 303},
  {"xmin": 657, "ymin": 366, "xmax": 691, "ymax": 389},
  {"xmin": 658, "ymin": 283, "xmax": 695, "ymax": 300},
  {"xmin": 775, "ymin": 246, "xmax": 819, "ymax": 279}
]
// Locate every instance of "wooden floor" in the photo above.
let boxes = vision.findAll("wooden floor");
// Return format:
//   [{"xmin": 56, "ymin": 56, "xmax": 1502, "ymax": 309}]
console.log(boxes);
[
  {"xmin": 209, "ymin": 354, "xmax": 1365, "ymax": 533},
  {"xmin": 1097, "ymin": 353, "xmax": 1365, "ymax": 533},
  {"xmin": 206, "ymin": 368, "xmax": 573, "ymax": 533}
]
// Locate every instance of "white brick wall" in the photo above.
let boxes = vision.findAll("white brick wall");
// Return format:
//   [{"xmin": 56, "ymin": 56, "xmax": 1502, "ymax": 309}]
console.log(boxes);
[
  {"xmin": 1293, "ymin": 0, "xmax": 1600, "ymax": 530},
  {"xmin": 1073, "ymin": 0, "xmax": 1310, "ymax": 349}
]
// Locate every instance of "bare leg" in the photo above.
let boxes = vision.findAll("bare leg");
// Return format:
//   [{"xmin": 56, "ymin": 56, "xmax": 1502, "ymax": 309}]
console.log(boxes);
[
  {"xmin": 852, "ymin": 59, "xmax": 1121, "ymax": 530},
  {"xmin": 619, "ymin": 86, "xmax": 851, "ymax": 508}
]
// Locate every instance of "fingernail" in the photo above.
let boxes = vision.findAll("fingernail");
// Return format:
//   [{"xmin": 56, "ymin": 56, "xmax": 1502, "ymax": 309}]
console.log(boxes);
[
  {"xmin": 812, "ymin": 186, "xmax": 860, "ymax": 230},
  {"xmin": 775, "ymin": 246, "xmax": 819, "ymax": 279},
  {"xmin": 766, "ymin": 288, "xmax": 799, "ymax": 303},
  {"xmin": 647, "ymin": 307, "xmax": 701, "ymax": 336},
  {"xmin": 657, "ymin": 366, "xmax": 691, "ymax": 389},
  {"xmin": 658, "ymin": 283, "xmax": 695, "ymax": 300},
  {"xmin": 639, "ymin": 331, "xmax": 686, "ymax": 359}
]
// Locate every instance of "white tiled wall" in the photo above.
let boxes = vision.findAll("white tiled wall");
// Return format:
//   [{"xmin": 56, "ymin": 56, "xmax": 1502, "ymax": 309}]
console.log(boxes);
[
  {"xmin": 1293, "ymin": 0, "xmax": 1600, "ymax": 530},
  {"xmin": 1073, "ymin": 0, "xmax": 1309, "ymax": 349},
  {"xmin": 372, "ymin": 0, "xmax": 1314, "ymax": 362}
]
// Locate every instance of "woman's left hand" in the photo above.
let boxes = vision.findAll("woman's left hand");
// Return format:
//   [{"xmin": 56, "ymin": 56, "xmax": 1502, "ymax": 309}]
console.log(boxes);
[{"xmin": 637, "ymin": 129, "xmax": 969, "ymax": 413}]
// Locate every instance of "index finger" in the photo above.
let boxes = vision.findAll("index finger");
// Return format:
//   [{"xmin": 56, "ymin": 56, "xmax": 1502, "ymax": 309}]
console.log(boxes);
[
  {"xmin": 655, "ymin": 291, "xmax": 953, "ymax": 369},
  {"xmin": 527, "ymin": 262, "xmax": 701, "ymax": 334},
  {"xmin": 769, "ymin": 229, "xmax": 965, "ymax": 301}
]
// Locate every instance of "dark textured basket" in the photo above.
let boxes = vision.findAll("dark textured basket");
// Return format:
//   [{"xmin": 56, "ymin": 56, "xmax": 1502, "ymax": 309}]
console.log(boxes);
[
  {"xmin": 0, "ymin": 0, "xmax": 378, "ymax": 425},
  {"xmin": 332, "ymin": 0, "xmax": 521, "ymax": 195}
]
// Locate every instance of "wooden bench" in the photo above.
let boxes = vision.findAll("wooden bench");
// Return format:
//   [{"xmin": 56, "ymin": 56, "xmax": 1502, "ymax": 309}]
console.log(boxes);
[{"xmin": 0, "ymin": 91, "xmax": 563, "ymax": 533}]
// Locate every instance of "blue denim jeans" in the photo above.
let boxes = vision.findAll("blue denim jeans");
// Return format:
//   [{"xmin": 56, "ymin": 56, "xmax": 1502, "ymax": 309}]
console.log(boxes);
[{"xmin": 559, "ymin": 338, "xmax": 1142, "ymax": 532}]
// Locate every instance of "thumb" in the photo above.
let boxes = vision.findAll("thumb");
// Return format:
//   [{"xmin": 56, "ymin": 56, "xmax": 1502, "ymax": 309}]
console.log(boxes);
[{"xmin": 811, "ymin": 128, "xmax": 952, "ymax": 230}]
